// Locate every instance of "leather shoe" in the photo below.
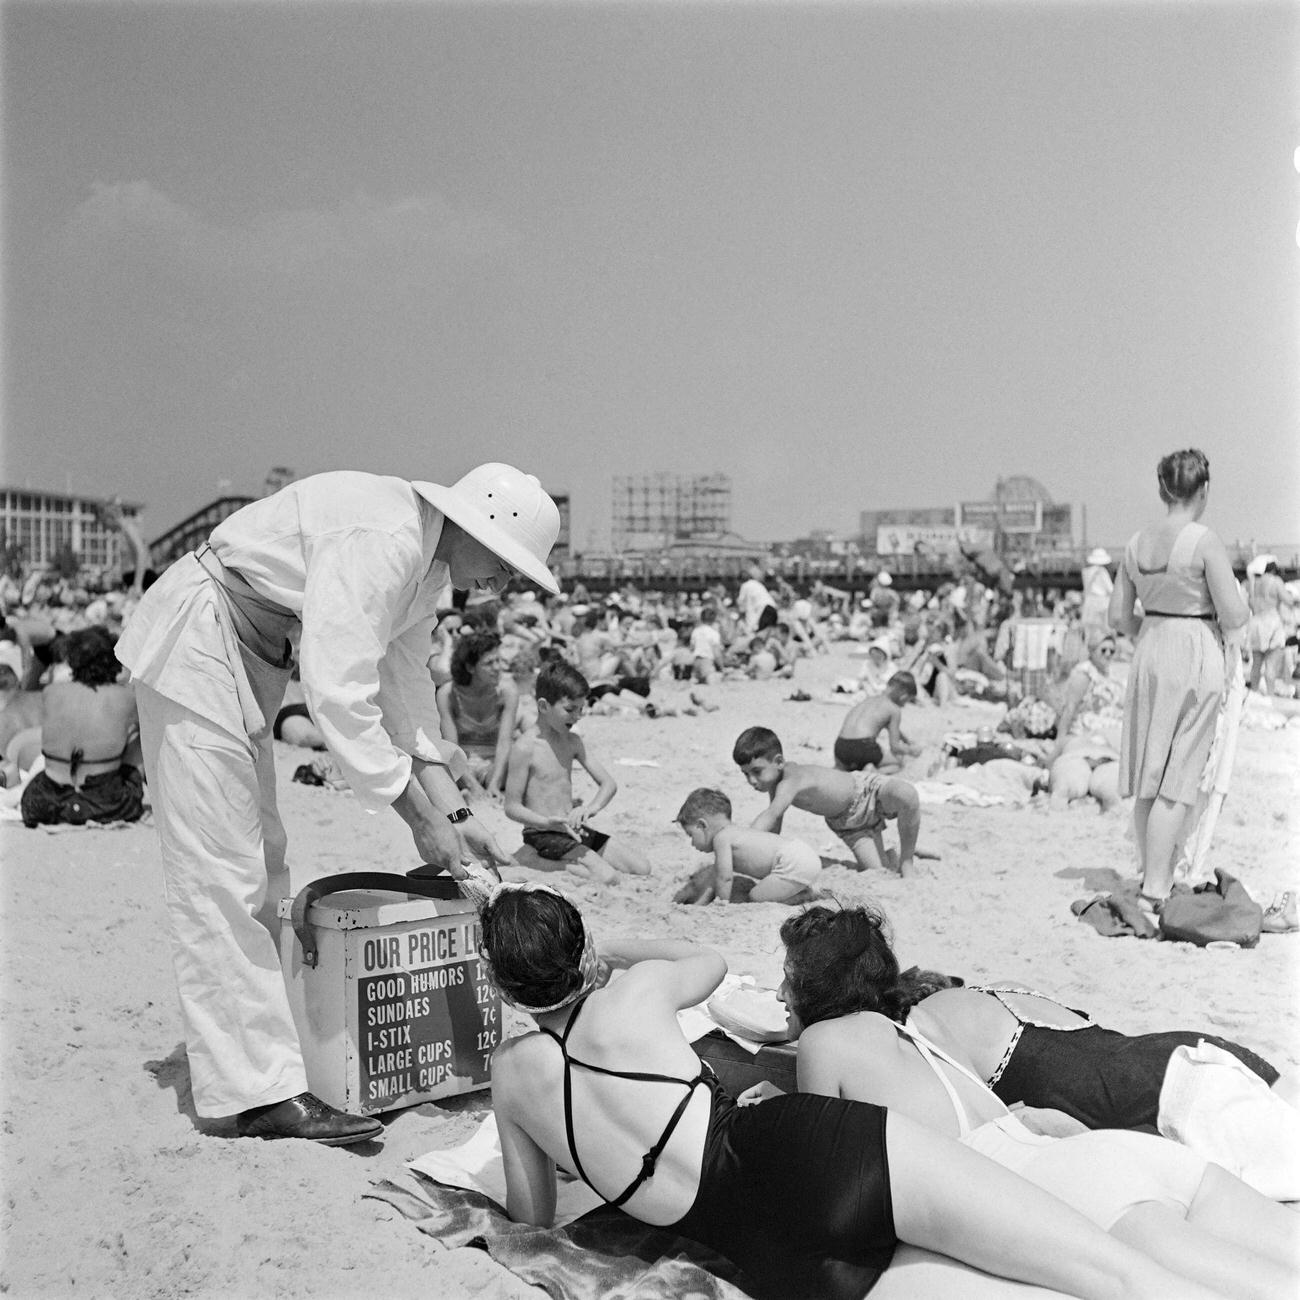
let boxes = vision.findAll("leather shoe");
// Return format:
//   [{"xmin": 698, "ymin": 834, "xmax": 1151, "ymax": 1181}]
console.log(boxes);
[{"xmin": 236, "ymin": 1092, "xmax": 383, "ymax": 1146}]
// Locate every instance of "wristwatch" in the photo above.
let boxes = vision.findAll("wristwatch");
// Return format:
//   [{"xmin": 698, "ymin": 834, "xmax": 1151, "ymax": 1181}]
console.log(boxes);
[{"xmin": 446, "ymin": 807, "xmax": 472, "ymax": 824}]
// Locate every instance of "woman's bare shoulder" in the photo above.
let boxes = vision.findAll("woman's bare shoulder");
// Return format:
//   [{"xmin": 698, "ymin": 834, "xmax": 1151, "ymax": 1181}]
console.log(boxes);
[
  {"xmin": 801, "ymin": 1010, "xmax": 896, "ymax": 1050},
  {"xmin": 492, "ymin": 1029, "xmax": 553, "ymax": 1077}
]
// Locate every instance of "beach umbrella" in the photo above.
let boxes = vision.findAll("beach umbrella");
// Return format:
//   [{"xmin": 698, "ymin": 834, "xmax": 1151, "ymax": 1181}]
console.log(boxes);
[{"xmin": 1175, "ymin": 644, "xmax": 1246, "ymax": 885}]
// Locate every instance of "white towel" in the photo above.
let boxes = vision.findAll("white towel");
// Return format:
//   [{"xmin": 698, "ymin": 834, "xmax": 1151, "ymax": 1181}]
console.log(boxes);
[
  {"xmin": 1158, "ymin": 1039, "xmax": 1300, "ymax": 1200},
  {"xmin": 410, "ymin": 1113, "xmax": 602, "ymax": 1225}
]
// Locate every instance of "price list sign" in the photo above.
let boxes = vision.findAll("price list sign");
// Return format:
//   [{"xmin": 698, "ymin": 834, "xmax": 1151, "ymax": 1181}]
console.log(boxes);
[{"xmin": 353, "ymin": 912, "xmax": 499, "ymax": 1113}]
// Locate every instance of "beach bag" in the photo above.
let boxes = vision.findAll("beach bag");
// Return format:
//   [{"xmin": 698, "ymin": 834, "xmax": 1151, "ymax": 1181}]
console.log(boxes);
[{"xmin": 1158, "ymin": 869, "xmax": 1262, "ymax": 949}]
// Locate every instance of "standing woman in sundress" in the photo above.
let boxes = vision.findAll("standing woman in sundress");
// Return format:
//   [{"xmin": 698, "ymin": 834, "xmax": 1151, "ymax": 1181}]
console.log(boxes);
[{"xmin": 1109, "ymin": 449, "xmax": 1247, "ymax": 909}]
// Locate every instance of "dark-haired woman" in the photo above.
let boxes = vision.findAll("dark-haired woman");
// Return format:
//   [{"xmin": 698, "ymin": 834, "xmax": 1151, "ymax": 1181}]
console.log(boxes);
[
  {"xmin": 436, "ymin": 631, "xmax": 518, "ymax": 800},
  {"xmin": 20, "ymin": 625, "xmax": 144, "ymax": 827},
  {"xmin": 1109, "ymin": 449, "xmax": 1247, "ymax": 908},
  {"xmin": 477, "ymin": 880, "xmax": 1215, "ymax": 1300},
  {"xmin": 770, "ymin": 904, "xmax": 1297, "ymax": 1300}
]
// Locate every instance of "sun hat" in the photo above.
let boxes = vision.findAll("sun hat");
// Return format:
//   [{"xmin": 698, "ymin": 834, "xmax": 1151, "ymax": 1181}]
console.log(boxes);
[
  {"xmin": 1086, "ymin": 547, "xmax": 1112, "ymax": 566},
  {"xmin": 413, "ymin": 463, "xmax": 560, "ymax": 595},
  {"xmin": 1246, "ymin": 554, "xmax": 1278, "ymax": 577},
  {"xmin": 876, "ymin": 571, "xmax": 892, "ymax": 586}
]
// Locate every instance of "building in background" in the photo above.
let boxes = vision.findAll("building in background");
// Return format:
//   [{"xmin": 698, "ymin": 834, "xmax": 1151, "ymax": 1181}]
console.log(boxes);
[
  {"xmin": 0, "ymin": 486, "xmax": 144, "ymax": 582},
  {"xmin": 612, "ymin": 472, "xmax": 730, "ymax": 551},
  {"xmin": 861, "ymin": 475, "xmax": 1074, "ymax": 563},
  {"xmin": 149, "ymin": 494, "xmax": 257, "ymax": 571}
]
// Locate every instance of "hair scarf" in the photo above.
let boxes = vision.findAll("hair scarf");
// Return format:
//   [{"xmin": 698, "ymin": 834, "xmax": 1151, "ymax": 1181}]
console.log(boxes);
[{"xmin": 469, "ymin": 878, "xmax": 603, "ymax": 1016}]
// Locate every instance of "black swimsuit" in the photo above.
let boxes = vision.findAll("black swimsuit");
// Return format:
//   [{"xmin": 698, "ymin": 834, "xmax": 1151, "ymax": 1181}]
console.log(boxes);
[
  {"xmin": 976, "ymin": 986, "xmax": 1278, "ymax": 1131},
  {"xmin": 543, "ymin": 996, "xmax": 898, "ymax": 1300}
]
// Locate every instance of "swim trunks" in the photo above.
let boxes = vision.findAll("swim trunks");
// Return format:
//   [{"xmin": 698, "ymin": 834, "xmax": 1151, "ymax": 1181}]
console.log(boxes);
[
  {"xmin": 522, "ymin": 824, "xmax": 611, "ymax": 860},
  {"xmin": 272, "ymin": 701, "xmax": 312, "ymax": 740},
  {"xmin": 824, "ymin": 770, "xmax": 890, "ymax": 847},
  {"xmin": 833, "ymin": 735, "xmax": 884, "ymax": 771},
  {"xmin": 768, "ymin": 840, "xmax": 822, "ymax": 889}
]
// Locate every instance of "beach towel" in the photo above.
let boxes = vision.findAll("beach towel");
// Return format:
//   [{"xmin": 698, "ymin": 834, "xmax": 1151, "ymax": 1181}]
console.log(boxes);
[
  {"xmin": 376, "ymin": 1115, "xmax": 1079, "ymax": 1300},
  {"xmin": 917, "ymin": 762, "xmax": 1043, "ymax": 807},
  {"xmin": 1158, "ymin": 1040, "xmax": 1300, "ymax": 1200},
  {"xmin": 367, "ymin": 1114, "xmax": 752, "ymax": 1300}
]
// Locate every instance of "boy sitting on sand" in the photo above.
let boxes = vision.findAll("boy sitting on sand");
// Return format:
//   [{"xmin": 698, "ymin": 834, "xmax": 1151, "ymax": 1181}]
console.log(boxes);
[
  {"xmin": 504, "ymin": 659, "xmax": 651, "ymax": 884},
  {"xmin": 833, "ymin": 671, "xmax": 921, "ymax": 774},
  {"xmin": 673, "ymin": 786, "xmax": 824, "ymax": 905},
  {"xmin": 733, "ymin": 725, "xmax": 923, "ymax": 877}
]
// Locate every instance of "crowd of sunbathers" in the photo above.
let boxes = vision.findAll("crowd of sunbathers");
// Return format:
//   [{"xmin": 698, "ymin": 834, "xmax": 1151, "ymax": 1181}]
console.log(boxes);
[{"xmin": 4, "ymin": 549, "xmax": 1298, "ymax": 841}]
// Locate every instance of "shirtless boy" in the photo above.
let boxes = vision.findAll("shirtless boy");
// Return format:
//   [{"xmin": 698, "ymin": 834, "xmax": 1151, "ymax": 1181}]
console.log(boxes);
[
  {"xmin": 504, "ymin": 659, "xmax": 650, "ymax": 884},
  {"xmin": 833, "ymin": 671, "xmax": 921, "ymax": 774},
  {"xmin": 733, "ymin": 725, "xmax": 922, "ymax": 877},
  {"xmin": 674, "ymin": 786, "xmax": 823, "ymax": 905}
]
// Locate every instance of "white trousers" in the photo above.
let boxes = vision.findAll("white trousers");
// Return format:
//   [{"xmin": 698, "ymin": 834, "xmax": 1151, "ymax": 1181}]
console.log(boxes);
[{"xmin": 136, "ymin": 679, "xmax": 308, "ymax": 1117}]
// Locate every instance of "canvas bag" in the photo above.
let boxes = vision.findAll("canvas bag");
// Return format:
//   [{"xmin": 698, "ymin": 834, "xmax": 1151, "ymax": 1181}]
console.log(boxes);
[{"xmin": 1158, "ymin": 868, "xmax": 1263, "ymax": 948}]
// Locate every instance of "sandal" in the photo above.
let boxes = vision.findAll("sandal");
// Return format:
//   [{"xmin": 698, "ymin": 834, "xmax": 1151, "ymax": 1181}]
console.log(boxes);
[{"xmin": 1262, "ymin": 891, "xmax": 1299, "ymax": 934}]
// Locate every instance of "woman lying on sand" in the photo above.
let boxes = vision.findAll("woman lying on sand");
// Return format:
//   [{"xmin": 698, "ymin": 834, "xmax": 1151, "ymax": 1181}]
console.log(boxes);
[
  {"xmin": 476, "ymin": 880, "xmax": 1218, "ymax": 1300},
  {"xmin": 757, "ymin": 904, "xmax": 1297, "ymax": 1300},
  {"xmin": 778, "ymin": 905, "xmax": 1295, "ymax": 1134}
]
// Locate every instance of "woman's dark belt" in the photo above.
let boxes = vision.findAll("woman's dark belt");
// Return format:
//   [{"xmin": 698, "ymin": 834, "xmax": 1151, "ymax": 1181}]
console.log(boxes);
[
  {"xmin": 195, "ymin": 542, "xmax": 297, "ymax": 666},
  {"xmin": 1144, "ymin": 611, "xmax": 1215, "ymax": 620}
]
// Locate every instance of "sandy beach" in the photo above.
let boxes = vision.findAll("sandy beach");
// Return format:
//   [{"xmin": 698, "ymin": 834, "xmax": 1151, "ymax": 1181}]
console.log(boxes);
[{"xmin": 3, "ymin": 644, "xmax": 1298, "ymax": 1299}]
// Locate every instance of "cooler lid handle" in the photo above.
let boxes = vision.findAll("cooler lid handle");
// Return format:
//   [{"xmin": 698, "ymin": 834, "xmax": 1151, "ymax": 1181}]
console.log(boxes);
[{"xmin": 288, "ymin": 869, "xmax": 465, "ymax": 969}]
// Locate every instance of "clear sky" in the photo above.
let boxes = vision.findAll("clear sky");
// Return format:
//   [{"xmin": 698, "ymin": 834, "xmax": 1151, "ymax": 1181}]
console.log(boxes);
[{"xmin": 3, "ymin": 0, "xmax": 1297, "ymax": 553}]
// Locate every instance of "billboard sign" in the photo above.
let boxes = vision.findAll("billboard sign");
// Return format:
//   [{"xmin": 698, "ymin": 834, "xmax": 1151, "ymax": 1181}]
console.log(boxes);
[
  {"xmin": 957, "ymin": 500, "xmax": 1043, "ymax": 534},
  {"xmin": 876, "ymin": 525, "xmax": 994, "ymax": 556}
]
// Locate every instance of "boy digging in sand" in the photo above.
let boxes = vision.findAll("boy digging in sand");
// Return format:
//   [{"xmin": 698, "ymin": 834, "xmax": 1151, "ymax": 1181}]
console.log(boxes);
[
  {"xmin": 504, "ymin": 660, "xmax": 651, "ymax": 884},
  {"xmin": 673, "ymin": 787, "xmax": 824, "ymax": 905},
  {"xmin": 733, "ymin": 725, "xmax": 923, "ymax": 877},
  {"xmin": 833, "ymin": 671, "xmax": 922, "ymax": 774}
]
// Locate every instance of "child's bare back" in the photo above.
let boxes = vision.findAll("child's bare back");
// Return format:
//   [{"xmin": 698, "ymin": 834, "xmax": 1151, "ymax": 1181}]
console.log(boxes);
[
  {"xmin": 839, "ymin": 696, "xmax": 896, "ymax": 745},
  {"xmin": 777, "ymin": 761, "xmax": 864, "ymax": 819}
]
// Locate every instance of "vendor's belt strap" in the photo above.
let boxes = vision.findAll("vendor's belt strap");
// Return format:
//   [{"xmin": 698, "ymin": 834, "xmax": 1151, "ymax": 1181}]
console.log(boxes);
[
  {"xmin": 195, "ymin": 542, "xmax": 297, "ymax": 665},
  {"xmin": 288, "ymin": 869, "xmax": 466, "ymax": 968}
]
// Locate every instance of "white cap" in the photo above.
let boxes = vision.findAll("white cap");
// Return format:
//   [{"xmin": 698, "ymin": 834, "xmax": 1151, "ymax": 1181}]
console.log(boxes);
[{"xmin": 413, "ymin": 463, "xmax": 561, "ymax": 595}]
